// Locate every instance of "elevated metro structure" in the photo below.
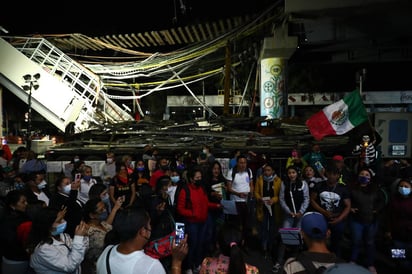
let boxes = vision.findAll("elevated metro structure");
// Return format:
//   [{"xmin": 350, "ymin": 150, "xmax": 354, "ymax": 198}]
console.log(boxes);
[{"xmin": 0, "ymin": 37, "xmax": 134, "ymax": 134}]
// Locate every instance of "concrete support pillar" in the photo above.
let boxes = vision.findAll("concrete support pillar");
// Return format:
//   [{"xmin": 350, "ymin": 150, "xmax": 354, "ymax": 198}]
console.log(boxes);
[{"xmin": 259, "ymin": 27, "xmax": 297, "ymax": 118}]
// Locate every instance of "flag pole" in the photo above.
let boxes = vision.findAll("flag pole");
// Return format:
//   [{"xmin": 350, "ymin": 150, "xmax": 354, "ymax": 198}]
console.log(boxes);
[{"xmin": 357, "ymin": 69, "xmax": 376, "ymax": 141}]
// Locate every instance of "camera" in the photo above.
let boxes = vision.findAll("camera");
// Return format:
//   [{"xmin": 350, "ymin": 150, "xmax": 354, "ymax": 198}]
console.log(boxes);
[{"xmin": 391, "ymin": 248, "xmax": 406, "ymax": 259}]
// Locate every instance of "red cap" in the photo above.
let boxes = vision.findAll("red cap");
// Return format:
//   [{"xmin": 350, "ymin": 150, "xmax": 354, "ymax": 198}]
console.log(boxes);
[{"xmin": 332, "ymin": 155, "xmax": 344, "ymax": 161}]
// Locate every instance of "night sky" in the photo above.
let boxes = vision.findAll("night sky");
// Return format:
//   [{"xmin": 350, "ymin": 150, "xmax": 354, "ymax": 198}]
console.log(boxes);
[{"xmin": 2, "ymin": 0, "xmax": 274, "ymax": 36}]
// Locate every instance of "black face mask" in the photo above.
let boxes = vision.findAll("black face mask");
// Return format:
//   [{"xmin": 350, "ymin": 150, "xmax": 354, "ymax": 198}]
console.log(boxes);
[
  {"xmin": 194, "ymin": 179, "xmax": 203, "ymax": 186},
  {"xmin": 160, "ymin": 165, "xmax": 169, "ymax": 171}
]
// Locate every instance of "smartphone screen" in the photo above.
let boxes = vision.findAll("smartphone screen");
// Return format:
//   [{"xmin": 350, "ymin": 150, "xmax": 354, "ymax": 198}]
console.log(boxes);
[
  {"xmin": 75, "ymin": 173, "xmax": 81, "ymax": 181},
  {"xmin": 391, "ymin": 248, "xmax": 406, "ymax": 259},
  {"xmin": 175, "ymin": 222, "xmax": 185, "ymax": 246}
]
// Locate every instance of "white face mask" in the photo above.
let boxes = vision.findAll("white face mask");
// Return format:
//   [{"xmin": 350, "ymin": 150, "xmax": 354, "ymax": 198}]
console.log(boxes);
[
  {"xmin": 107, "ymin": 158, "xmax": 113, "ymax": 164},
  {"xmin": 62, "ymin": 184, "xmax": 71, "ymax": 194},
  {"xmin": 166, "ymin": 186, "xmax": 176, "ymax": 196},
  {"xmin": 37, "ymin": 180, "xmax": 47, "ymax": 189}
]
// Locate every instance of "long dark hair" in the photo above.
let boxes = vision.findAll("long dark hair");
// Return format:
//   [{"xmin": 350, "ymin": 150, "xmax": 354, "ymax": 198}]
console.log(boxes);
[
  {"xmin": 218, "ymin": 223, "xmax": 246, "ymax": 274},
  {"xmin": 83, "ymin": 198, "xmax": 101, "ymax": 223},
  {"xmin": 88, "ymin": 183, "xmax": 107, "ymax": 200},
  {"xmin": 205, "ymin": 160, "xmax": 226, "ymax": 183},
  {"xmin": 26, "ymin": 207, "xmax": 59, "ymax": 253}
]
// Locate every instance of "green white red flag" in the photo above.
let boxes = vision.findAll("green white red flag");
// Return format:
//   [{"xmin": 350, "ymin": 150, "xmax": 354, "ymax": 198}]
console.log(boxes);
[{"xmin": 305, "ymin": 89, "xmax": 368, "ymax": 140}]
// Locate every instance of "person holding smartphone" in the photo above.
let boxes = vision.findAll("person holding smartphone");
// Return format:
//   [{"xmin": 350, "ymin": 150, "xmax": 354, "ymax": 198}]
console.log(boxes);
[
  {"xmin": 175, "ymin": 166, "xmax": 222, "ymax": 273},
  {"xmin": 96, "ymin": 207, "xmax": 188, "ymax": 274},
  {"xmin": 385, "ymin": 178, "xmax": 412, "ymax": 271},
  {"xmin": 49, "ymin": 175, "xmax": 84, "ymax": 238}
]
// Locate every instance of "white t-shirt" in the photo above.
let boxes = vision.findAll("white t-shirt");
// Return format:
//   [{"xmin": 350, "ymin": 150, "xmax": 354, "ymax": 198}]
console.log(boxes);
[
  {"xmin": 100, "ymin": 162, "xmax": 116, "ymax": 185},
  {"xmin": 225, "ymin": 168, "xmax": 253, "ymax": 202},
  {"xmin": 78, "ymin": 178, "xmax": 97, "ymax": 204},
  {"xmin": 96, "ymin": 245, "xmax": 166, "ymax": 274}
]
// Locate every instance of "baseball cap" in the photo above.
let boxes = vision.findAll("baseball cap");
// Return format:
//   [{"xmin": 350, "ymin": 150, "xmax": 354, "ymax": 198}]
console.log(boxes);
[
  {"xmin": 324, "ymin": 263, "xmax": 370, "ymax": 274},
  {"xmin": 332, "ymin": 155, "xmax": 344, "ymax": 161},
  {"xmin": 301, "ymin": 211, "xmax": 328, "ymax": 239}
]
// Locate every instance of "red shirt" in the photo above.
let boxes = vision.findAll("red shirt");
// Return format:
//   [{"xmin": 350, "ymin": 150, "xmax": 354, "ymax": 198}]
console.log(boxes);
[
  {"xmin": 149, "ymin": 169, "xmax": 166, "ymax": 189},
  {"xmin": 176, "ymin": 183, "xmax": 220, "ymax": 223}
]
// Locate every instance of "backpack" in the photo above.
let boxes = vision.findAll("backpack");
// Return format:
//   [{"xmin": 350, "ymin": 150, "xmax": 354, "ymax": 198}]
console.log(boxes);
[
  {"xmin": 172, "ymin": 182, "xmax": 191, "ymax": 220},
  {"xmin": 295, "ymin": 253, "xmax": 328, "ymax": 274},
  {"xmin": 231, "ymin": 166, "xmax": 252, "ymax": 182}
]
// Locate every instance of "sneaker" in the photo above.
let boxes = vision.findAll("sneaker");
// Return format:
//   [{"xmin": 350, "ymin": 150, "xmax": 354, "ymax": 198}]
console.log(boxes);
[{"xmin": 272, "ymin": 263, "xmax": 282, "ymax": 273}]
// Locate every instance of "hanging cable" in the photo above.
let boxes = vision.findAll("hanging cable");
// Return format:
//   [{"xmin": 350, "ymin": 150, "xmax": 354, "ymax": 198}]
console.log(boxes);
[{"xmin": 167, "ymin": 65, "xmax": 218, "ymax": 118}]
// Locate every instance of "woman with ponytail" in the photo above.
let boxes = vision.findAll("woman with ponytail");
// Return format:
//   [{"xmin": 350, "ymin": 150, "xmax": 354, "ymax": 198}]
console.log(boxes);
[{"xmin": 199, "ymin": 223, "xmax": 259, "ymax": 273}]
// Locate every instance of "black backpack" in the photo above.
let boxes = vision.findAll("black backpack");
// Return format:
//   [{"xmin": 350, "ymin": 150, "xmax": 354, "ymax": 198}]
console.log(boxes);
[
  {"xmin": 172, "ymin": 182, "xmax": 191, "ymax": 220},
  {"xmin": 231, "ymin": 166, "xmax": 252, "ymax": 182},
  {"xmin": 296, "ymin": 253, "xmax": 327, "ymax": 274}
]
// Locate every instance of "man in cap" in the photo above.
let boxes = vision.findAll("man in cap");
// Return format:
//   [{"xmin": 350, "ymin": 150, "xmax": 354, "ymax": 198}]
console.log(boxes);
[
  {"xmin": 283, "ymin": 211, "xmax": 345, "ymax": 274},
  {"xmin": 331, "ymin": 155, "xmax": 355, "ymax": 186}
]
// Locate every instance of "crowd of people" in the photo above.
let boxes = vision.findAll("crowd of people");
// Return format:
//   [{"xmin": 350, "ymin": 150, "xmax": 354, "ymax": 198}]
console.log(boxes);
[{"xmin": 0, "ymin": 142, "xmax": 411, "ymax": 274}]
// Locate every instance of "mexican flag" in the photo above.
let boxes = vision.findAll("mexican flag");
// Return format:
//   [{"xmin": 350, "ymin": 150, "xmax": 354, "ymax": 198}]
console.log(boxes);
[{"xmin": 306, "ymin": 89, "xmax": 368, "ymax": 140}]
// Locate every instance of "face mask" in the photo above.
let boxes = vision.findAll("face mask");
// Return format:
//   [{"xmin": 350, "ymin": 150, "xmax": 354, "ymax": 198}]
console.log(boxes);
[
  {"xmin": 101, "ymin": 193, "xmax": 110, "ymax": 203},
  {"xmin": 398, "ymin": 186, "xmax": 411, "ymax": 196},
  {"xmin": 37, "ymin": 180, "xmax": 47, "ymax": 189},
  {"xmin": 15, "ymin": 182, "xmax": 25, "ymax": 190},
  {"xmin": 99, "ymin": 210, "xmax": 108, "ymax": 221},
  {"xmin": 194, "ymin": 179, "xmax": 202, "ymax": 186},
  {"xmin": 137, "ymin": 167, "xmax": 145, "ymax": 172},
  {"xmin": 74, "ymin": 158, "xmax": 80, "ymax": 163},
  {"xmin": 160, "ymin": 165, "xmax": 169, "ymax": 171},
  {"xmin": 51, "ymin": 221, "xmax": 67, "ymax": 236},
  {"xmin": 263, "ymin": 175, "xmax": 274, "ymax": 181},
  {"xmin": 177, "ymin": 164, "xmax": 185, "ymax": 171},
  {"xmin": 107, "ymin": 158, "xmax": 113, "ymax": 164},
  {"xmin": 202, "ymin": 149, "xmax": 208, "ymax": 154},
  {"xmin": 62, "ymin": 184, "xmax": 71, "ymax": 194},
  {"xmin": 358, "ymin": 175, "xmax": 370, "ymax": 185},
  {"xmin": 166, "ymin": 186, "xmax": 176, "ymax": 196},
  {"xmin": 83, "ymin": 175, "xmax": 92, "ymax": 181},
  {"xmin": 171, "ymin": 176, "xmax": 180, "ymax": 183}
]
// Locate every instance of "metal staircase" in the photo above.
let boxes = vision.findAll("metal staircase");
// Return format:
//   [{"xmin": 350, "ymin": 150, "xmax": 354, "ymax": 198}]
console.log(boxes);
[{"xmin": 0, "ymin": 36, "xmax": 133, "ymax": 134}]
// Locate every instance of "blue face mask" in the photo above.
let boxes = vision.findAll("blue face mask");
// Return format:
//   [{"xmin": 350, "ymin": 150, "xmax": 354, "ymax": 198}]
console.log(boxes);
[
  {"xmin": 136, "ymin": 167, "xmax": 145, "ymax": 172},
  {"xmin": 263, "ymin": 175, "xmax": 274, "ymax": 181},
  {"xmin": 358, "ymin": 175, "xmax": 370, "ymax": 185},
  {"xmin": 83, "ymin": 175, "xmax": 92, "ymax": 181},
  {"xmin": 171, "ymin": 176, "xmax": 180, "ymax": 183},
  {"xmin": 51, "ymin": 221, "xmax": 67, "ymax": 236},
  {"xmin": 99, "ymin": 210, "xmax": 108, "ymax": 221},
  {"xmin": 101, "ymin": 193, "xmax": 110, "ymax": 203},
  {"xmin": 398, "ymin": 186, "xmax": 411, "ymax": 196}
]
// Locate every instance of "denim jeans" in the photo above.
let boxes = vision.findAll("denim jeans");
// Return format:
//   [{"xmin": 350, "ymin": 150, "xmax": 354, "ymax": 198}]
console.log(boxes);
[
  {"xmin": 260, "ymin": 207, "xmax": 276, "ymax": 251},
  {"xmin": 329, "ymin": 219, "xmax": 346, "ymax": 257},
  {"xmin": 185, "ymin": 222, "xmax": 208, "ymax": 269},
  {"xmin": 350, "ymin": 219, "xmax": 378, "ymax": 266},
  {"xmin": 276, "ymin": 215, "xmax": 302, "ymax": 264}
]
